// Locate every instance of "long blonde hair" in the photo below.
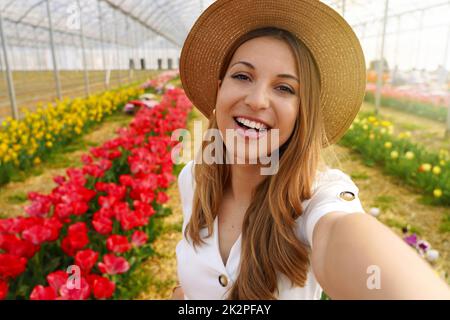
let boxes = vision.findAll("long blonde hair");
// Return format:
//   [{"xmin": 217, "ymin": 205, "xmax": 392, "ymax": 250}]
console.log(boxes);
[{"xmin": 185, "ymin": 27, "xmax": 337, "ymax": 299}]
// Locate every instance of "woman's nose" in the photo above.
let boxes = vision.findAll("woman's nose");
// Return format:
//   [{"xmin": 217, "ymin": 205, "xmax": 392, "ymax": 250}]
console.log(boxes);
[{"xmin": 244, "ymin": 84, "xmax": 269, "ymax": 111}]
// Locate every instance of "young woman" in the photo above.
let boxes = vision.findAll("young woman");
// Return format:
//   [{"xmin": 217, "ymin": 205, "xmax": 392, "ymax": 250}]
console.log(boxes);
[{"xmin": 172, "ymin": 0, "xmax": 450, "ymax": 300}]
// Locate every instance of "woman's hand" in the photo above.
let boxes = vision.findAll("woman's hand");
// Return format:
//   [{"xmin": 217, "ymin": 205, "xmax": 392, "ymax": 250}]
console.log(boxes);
[
  {"xmin": 171, "ymin": 286, "xmax": 185, "ymax": 300},
  {"xmin": 312, "ymin": 212, "xmax": 450, "ymax": 299}
]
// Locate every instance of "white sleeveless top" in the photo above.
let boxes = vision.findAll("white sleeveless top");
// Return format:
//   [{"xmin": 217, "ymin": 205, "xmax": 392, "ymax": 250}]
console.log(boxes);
[{"xmin": 176, "ymin": 160, "xmax": 366, "ymax": 300}]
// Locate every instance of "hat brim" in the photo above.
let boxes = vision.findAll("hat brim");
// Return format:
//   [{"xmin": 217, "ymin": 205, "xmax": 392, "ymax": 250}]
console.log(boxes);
[{"xmin": 180, "ymin": 0, "xmax": 366, "ymax": 147}]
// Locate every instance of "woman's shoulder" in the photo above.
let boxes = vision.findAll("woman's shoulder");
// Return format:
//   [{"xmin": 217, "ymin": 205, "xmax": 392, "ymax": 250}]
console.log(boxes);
[
  {"xmin": 296, "ymin": 166, "xmax": 365, "ymax": 248},
  {"xmin": 311, "ymin": 165, "xmax": 357, "ymax": 192}
]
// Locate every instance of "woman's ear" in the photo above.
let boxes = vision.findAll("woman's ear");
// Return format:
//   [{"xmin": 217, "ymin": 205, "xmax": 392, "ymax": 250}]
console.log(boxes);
[{"xmin": 218, "ymin": 79, "xmax": 222, "ymax": 87}]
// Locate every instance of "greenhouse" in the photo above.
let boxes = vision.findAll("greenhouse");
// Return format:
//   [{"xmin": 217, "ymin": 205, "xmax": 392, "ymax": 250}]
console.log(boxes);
[{"xmin": 0, "ymin": 0, "xmax": 449, "ymax": 302}]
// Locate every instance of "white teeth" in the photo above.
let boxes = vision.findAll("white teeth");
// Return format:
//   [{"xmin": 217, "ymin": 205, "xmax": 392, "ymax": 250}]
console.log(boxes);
[{"xmin": 236, "ymin": 117, "xmax": 268, "ymax": 130}]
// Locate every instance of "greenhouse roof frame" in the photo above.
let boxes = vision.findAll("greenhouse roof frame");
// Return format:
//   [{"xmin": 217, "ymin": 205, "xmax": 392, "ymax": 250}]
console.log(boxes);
[
  {"xmin": 1, "ymin": 0, "xmax": 448, "ymax": 50},
  {"xmin": 0, "ymin": 0, "xmax": 212, "ymax": 49}
]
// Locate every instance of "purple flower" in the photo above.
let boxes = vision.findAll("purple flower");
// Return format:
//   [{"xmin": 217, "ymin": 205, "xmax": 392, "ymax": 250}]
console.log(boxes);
[
  {"xmin": 417, "ymin": 240, "xmax": 430, "ymax": 252},
  {"xmin": 403, "ymin": 233, "xmax": 418, "ymax": 247}
]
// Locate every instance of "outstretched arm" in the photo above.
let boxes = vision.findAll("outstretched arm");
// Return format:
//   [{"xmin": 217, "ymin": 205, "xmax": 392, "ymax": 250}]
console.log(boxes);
[{"xmin": 311, "ymin": 212, "xmax": 450, "ymax": 299}]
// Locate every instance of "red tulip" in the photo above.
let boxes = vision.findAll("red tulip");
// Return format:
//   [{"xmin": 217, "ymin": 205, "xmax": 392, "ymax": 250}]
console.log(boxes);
[
  {"xmin": 66, "ymin": 168, "xmax": 86, "ymax": 186},
  {"xmin": 22, "ymin": 224, "xmax": 52, "ymax": 245},
  {"xmin": 92, "ymin": 213, "xmax": 113, "ymax": 235},
  {"xmin": 53, "ymin": 175, "xmax": 66, "ymax": 185},
  {"xmin": 47, "ymin": 270, "xmax": 68, "ymax": 294},
  {"xmin": 42, "ymin": 217, "xmax": 63, "ymax": 242},
  {"xmin": 25, "ymin": 193, "xmax": 52, "ymax": 217},
  {"xmin": 98, "ymin": 159, "xmax": 112, "ymax": 172},
  {"xmin": 98, "ymin": 196, "xmax": 117, "ymax": 210},
  {"xmin": 0, "ymin": 280, "xmax": 8, "ymax": 300},
  {"xmin": 156, "ymin": 191, "xmax": 169, "ymax": 204},
  {"xmin": 131, "ymin": 231, "xmax": 148, "ymax": 247},
  {"xmin": 117, "ymin": 210, "xmax": 148, "ymax": 231},
  {"xmin": 75, "ymin": 249, "xmax": 99, "ymax": 273},
  {"xmin": 119, "ymin": 175, "xmax": 133, "ymax": 186},
  {"xmin": 98, "ymin": 254, "xmax": 130, "ymax": 275},
  {"xmin": 81, "ymin": 155, "xmax": 93, "ymax": 165},
  {"xmin": 0, "ymin": 234, "xmax": 39, "ymax": 258},
  {"xmin": 30, "ymin": 285, "xmax": 57, "ymax": 300},
  {"xmin": 61, "ymin": 222, "xmax": 89, "ymax": 256},
  {"xmin": 0, "ymin": 254, "xmax": 27, "ymax": 278},
  {"xmin": 134, "ymin": 201, "xmax": 156, "ymax": 218},
  {"xmin": 59, "ymin": 277, "xmax": 91, "ymax": 300},
  {"xmin": 54, "ymin": 203, "xmax": 73, "ymax": 220},
  {"xmin": 91, "ymin": 276, "xmax": 115, "ymax": 299},
  {"xmin": 106, "ymin": 235, "xmax": 131, "ymax": 253}
]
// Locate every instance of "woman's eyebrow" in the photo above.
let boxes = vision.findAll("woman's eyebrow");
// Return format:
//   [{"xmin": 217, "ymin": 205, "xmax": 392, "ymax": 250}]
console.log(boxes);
[{"xmin": 231, "ymin": 61, "xmax": 299, "ymax": 83}]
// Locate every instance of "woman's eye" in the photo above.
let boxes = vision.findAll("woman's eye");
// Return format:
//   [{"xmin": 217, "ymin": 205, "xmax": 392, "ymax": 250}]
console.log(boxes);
[
  {"xmin": 278, "ymin": 86, "xmax": 295, "ymax": 95},
  {"xmin": 232, "ymin": 74, "xmax": 250, "ymax": 81},
  {"xmin": 232, "ymin": 74, "xmax": 295, "ymax": 95}
]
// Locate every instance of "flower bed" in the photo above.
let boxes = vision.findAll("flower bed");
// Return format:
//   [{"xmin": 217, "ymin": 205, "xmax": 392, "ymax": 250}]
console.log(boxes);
[
  {"xmin": 0, "ymin": 85, "xmax": 145, "ymax": 186},
  {"xmin": 0, "ymin": 82, "xmax": 193, "ymax": 299},
  {"xmin": 340, "ymin": 113, "xmax": 450, "ymax": 206},
  {"xmin": 364, "ymin": 84, "xmax": 448, "ymax": 123}
]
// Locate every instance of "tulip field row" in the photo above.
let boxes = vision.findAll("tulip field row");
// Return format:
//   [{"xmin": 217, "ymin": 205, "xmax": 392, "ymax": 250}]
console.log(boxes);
[
  {"xmin": 341, "ymin": 113, "xmax": 450, "ymax": 205},
  {"xmin": 0, "ymin": 86, "xmax": 145, "ymax": 186},
  {"xmin": 364, "ymin": 84, "xmax": 448, "ymax": 123},
  {"xmin": 0, "ymin": 73, "xmax": 193, "ymax": 299}
]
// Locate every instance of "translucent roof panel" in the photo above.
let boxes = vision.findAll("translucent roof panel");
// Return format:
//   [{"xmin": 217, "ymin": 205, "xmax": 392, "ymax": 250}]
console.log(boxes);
[
  {"xmin": 1, "ymin": 0, "xmax": 449, "ymax": 70},
  {"xmin": 0, "ymin": 0, "xmax": 215, "ymax": 48}
]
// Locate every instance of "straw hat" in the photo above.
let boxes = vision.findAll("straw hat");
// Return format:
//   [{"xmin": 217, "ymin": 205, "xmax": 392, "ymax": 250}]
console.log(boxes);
[{"xmin": 179, "ymin": 0, "xmax": 366, "ymax": 147}]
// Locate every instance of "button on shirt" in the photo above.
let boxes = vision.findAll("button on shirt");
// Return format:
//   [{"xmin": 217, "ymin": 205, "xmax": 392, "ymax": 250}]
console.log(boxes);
[{"xmin": 176, "ymin": 160, "xmax": 366, "ymax": 300}]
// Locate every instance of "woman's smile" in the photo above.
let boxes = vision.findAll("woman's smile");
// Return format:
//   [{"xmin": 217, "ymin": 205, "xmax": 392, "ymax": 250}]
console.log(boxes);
[{"xmin": 232, "ymin": 116, "xmax": 271, "ymax": 139}]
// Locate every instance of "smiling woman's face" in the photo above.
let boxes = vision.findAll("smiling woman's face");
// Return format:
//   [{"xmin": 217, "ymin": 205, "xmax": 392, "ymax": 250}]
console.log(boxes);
[{"xmin": 215, "ymin": 36, "xmax": 300, "ymax": 164}]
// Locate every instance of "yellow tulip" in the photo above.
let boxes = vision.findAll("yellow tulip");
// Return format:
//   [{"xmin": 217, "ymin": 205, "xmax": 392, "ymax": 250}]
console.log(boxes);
[
  {"xmin": 33, "ymin": 157, "xmax": 41, "ymax": 165},
  {"xmin": 433, "ymin": 189, "xmax": 442, "ymax": 198},
  {"xmin": 405, "ymin": 151, "xmax": 414, "ymax": 160},
  {"xmin": 432, "ymin": 166, "xmax": 441, "ymax": 175},
  {"xmin": 390, "ymin": 151, "xmax": 399, "ymax": 159},
  {"xmin": 384, "ymin": 141, "xmax": 392, "ymax": 149},
  {"xmin": 420, "ymin": 163, "xmax": 432, "ymax": 172}
]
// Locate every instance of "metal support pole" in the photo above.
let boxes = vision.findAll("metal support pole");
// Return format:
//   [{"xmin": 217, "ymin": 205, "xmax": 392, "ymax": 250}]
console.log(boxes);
[
  {"xmin": 446, "ymin": 97, "xmax": 450, "ymax": 139},
  {"xmin": 165, "ymin": 40, "xmax": 168, "ymax": 70},
  {"xmin": 45, "ymin": 0, "xmax": 62, "ymax": 100},
  {"xmin": 127, "ymin": 16, "xmax": 132, "ymax": 82},
  {"xmin": 375, "ymin": 0, "xmax": 389, "ymax": 116},
  {"xmin": 444, "ymin": 24, "xmax": 450, "ymax": 138},
  {"xmin": 112, "ymin": 8, "xmax": 121, "ymax": 86},
  {"xmin": 77, "ymin": 0, "xmax": 90, "ymax": 97},
  {"xmin": 0, "ymin": 11, "xmax": 19, "ymax": 119},
  {"xmin": 342, "ymin": 0, "xmax": 346, "ymax": 17},
  {"xmin": 97, "ymin": 0, "xmax": 108, "ymax": 89},
  {"xmin": 392, "ymin": 16, "xmax": 401, "ymax": 69},
  {"xmin": 415, "ymin": 10, "xmax": 425, "ymax": 69}
]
